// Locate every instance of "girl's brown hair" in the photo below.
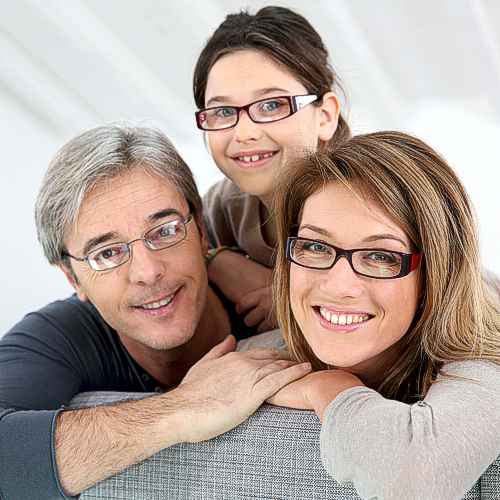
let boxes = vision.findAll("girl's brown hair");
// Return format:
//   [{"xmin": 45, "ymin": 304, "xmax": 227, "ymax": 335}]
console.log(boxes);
[
  {"xmin": 193, "ymin": 6, "xmax": 351, "ymax": 147},
  {"xmin": 273, "ymin": 131, "xmax": 500, "ymax": 402}
]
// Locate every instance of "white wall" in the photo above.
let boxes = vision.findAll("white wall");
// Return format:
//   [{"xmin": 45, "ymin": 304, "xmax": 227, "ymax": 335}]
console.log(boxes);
[{"xmin": 1, "ymin": 1, "xmax": 499, "ymax": 334}]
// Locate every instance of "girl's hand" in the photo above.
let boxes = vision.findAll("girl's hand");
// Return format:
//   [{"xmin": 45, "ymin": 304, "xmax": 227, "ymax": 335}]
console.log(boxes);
[
  {"xmin": 236, "ymin": 285, "xmax": 278, "ymax": 333},
  {"xmin": 267, "ymin": 370, "xmax": 365, "ymax": 421}
]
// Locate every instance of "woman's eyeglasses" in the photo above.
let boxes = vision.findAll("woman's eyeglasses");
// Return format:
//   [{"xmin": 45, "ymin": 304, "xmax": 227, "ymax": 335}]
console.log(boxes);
[{"xmin": 286, "ymin": 236, "xmax": 421, "ymax": 279}]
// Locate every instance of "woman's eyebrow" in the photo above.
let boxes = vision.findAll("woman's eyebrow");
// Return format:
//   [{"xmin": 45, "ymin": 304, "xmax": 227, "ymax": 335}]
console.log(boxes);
[{"xmin": 299, "ymin": 225, "xmax": 408, "ymax": 247}]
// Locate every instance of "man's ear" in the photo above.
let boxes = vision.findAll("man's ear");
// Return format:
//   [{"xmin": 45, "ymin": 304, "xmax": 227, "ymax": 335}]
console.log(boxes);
[
  {"xmin": 58, "ymin": 263, "xmax": 88, "ymax": 302},
  {"xmin": 317, "ymin": 91, "xmax": 340, "ymax": 142}
]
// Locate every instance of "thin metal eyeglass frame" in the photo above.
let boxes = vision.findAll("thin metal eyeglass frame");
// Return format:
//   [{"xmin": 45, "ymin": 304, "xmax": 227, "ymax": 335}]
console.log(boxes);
[
  {"xmin": 62, "ymin": 214, "xmax": 193, "ymax": 271},
  {"xmin": 286, "ymin": 236, "xmax": 422, "ymax": 280},
  {"xmin": 195, "ymin": 94, "xmax": 318, "ymax": 131}
]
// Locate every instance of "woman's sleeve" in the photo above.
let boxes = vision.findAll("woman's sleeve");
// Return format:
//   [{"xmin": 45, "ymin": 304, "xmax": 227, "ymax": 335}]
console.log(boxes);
[{"xmin": 320, "ymin": 360, "xmax": 500, "ymax": 500}]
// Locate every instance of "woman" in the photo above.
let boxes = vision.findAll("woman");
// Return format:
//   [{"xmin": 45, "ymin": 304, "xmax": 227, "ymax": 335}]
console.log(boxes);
[
  {"xmin": 270, "ymin": 131, "xmax": 500, "ymax": 499},
  {"xmin": 193, "ymin": 6, "xmax": 349, "ymax": 332}
]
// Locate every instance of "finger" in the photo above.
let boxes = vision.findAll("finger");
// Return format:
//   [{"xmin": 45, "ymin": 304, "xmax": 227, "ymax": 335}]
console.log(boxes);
[
  {"xmin": 255, "ymin": 362, "xmax": 312, "ymax": 400},
  {"xmin": 199, "ymin": 334, "xmax": 236, "ymax": 361},
  {"xmin": 244, "ymin": 306, "xmax": 265, "ymax": 327},
  {"xmin": 254, "ymin": 359, "xmax": 299, "ymax": 381},
  {"xmin": 257, "ymin": 316, "xmax": 278, "ymax": 334},
  {"xmin": 236, "ymin": 289, "xmax": 261, "ymax": 314},
  {"xmin": 243, "ymin": 347, "xmax": 288, "ymax": 360}
]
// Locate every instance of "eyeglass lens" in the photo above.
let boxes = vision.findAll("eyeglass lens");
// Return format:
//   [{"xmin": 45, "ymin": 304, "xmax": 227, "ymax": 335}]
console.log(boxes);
[
  {"xmin": 200, "ymin": 97, "xmax": 292, "ymax": 130},
  {"xmin": 87, "ymin": 219, "xmax": 188, "ymax": 271},
  {"xmin": 290, "ymin": 238, "xmax": 404, "ymax": 278}
]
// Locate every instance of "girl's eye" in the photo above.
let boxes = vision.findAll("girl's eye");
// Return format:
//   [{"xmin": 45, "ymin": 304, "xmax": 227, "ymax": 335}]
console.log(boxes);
[
  {"xmin": 214, "ymin": 107, "xmax": 236, "ymax": 118},
  {"xmin": 259, "ymin": 99, "xmax": 284, "ymax": 113}
]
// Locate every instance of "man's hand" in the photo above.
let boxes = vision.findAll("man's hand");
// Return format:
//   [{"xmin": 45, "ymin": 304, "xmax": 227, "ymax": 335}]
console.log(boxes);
[
  {"xmin": 56, "ymin": 335, "xmax": 311, "ymax": 496},
  {"xmin": 236, "ymin": 285, "xmax": 278, "ymax": 333},
  {"xmin": 267, "ymin": 369, "xmax": 364, "ymax": 421},
  {"xmin": 173, "ymin": 335, "xmax": 311, "ymax": 442}
]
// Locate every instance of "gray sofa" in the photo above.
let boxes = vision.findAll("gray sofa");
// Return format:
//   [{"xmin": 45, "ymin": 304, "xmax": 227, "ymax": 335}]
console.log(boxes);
[{"xmin": 69, "ymin": 391, "xmax": 500, "ymax": 500}]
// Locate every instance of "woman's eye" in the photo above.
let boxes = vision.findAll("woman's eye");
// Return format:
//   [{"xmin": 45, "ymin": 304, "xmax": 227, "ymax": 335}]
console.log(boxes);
[
  {"xmin": 302, "ymin": 242, "xmax": 329, "ymax": 253},
  {"xmin": 365, "ymin": 251, "xmax": 398, "ymax": 265}
]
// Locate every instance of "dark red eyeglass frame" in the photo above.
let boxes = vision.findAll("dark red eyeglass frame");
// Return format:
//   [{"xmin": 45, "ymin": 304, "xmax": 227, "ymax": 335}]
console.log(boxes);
[
  {"xmin": 286, "ymin": 236, "xmax": 422, "ymax": 280},
  {"xmin": 195, "ymin": 94, "xmax": 318, "ymax": 131}
]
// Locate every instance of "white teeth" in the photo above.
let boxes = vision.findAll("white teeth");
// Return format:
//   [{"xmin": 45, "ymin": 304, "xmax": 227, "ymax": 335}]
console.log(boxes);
[
  {"xmin": 319, "ymin": 307, "xmax": 370, "ymax": 326},
  {"xmin": 237, "ymin": 152, "xmax": 274, "ymax": 163},
  {"xmin": 141, "ymin": 295, "xmax": 174, "ymax": 310}
]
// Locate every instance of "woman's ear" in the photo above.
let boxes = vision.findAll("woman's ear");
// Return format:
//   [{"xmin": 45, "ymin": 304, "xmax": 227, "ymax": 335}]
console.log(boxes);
[{"xmin": 317, "ymin": 92, "xmax": 340, "ymax": 142}]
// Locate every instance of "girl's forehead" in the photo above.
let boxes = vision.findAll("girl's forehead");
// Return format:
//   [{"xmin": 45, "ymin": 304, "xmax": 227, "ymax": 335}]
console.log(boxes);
[{"xmin": 205, "ymin": 49, "xmax": 306, "ymax": 104}]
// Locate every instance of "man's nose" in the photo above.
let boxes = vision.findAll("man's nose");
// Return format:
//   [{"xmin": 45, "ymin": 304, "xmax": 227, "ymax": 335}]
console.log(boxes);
[
  {"xmin": 233, "ymin": 109, "xmax": 263, "ymax": 143},
  {"xmin": 127, "ymin": 240, "xmax": 165, "ymax": 286}
]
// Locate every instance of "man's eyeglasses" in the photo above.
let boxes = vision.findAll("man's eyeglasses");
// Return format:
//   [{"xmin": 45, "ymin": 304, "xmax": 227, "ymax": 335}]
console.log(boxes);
[
  {"xmin": 63, "ymin": 214, "xmax": 193, "ymax": 271},
  {"xmin": 286, "ymin": 237, "xmax": 422, "ymax": 279},
  {"xmin": 195, "ymin": 94, "xmax": 319, "ymax": 131}
]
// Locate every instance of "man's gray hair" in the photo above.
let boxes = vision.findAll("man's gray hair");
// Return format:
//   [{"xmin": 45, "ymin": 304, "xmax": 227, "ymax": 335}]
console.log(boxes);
[{"xmin": 35, "ymin": 125, "xmax": 202, "ymax": 265}]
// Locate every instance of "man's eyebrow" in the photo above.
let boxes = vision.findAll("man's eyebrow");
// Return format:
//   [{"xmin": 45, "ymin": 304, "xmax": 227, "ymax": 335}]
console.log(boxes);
[
  {"xmin": 299, "ymin": 224, "xmax": 408, "ymax": 247},
  {"xmin": 146, "ymin": 208, "xmax": 184, "ymax": 224},
  {"xmin": 205, "ymin": 87, "xmax": 291, "ymax": 107},
  {"xmin": 83, "ymin": 232, "xmax": 119, "ymax": 256}
]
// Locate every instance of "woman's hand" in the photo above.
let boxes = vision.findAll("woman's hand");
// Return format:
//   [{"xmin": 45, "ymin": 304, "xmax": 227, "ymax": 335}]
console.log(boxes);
[{"xmin": 267, "ymin": 369, "xmax": 365, "ymax": 421}]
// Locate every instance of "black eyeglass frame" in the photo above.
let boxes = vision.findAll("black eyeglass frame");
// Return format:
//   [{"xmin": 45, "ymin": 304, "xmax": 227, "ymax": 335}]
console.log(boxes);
[
  {"xmin": 286, "ymin": 236, "xmax": 422, "ymax": 280},
  {"xmin": 195, "ymin": 94, "xmax": 319, "ymax": 131},
  {"xmin": 62, "ymin": 214, "xmax": 193, "ymax": 272}
]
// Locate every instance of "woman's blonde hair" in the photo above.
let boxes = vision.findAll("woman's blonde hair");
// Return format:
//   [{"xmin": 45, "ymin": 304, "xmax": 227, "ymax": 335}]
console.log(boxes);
[{"xmin": 273, "ymin": 131, "xmax": 500, "ymax": 402}]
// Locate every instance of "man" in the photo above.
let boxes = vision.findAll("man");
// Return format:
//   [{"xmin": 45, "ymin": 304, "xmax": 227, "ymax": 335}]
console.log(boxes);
[{"xmin": 0, "ymin": 125, "xmax": 310, "ymax": 499}]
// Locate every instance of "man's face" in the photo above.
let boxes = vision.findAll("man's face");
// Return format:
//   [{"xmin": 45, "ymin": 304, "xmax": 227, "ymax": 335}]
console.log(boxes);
[{"xmin": 62, "ymin": 169, "xmax": 208, "ymax": 353}]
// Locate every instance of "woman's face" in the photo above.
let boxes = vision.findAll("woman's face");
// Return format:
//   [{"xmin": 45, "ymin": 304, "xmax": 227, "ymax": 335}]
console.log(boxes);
[
  {"xmin": 204, "ymin": 49, "xmax": 338, "ymax": 204},
  {"xmin": 289, "ymin": 182, "xmax": 421, "ymax": 381}
]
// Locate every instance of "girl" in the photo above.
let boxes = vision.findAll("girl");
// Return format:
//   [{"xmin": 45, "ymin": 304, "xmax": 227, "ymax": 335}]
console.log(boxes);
[
  {"xmin": 270, "ymin": 131, "xmax": 500, "ymax": 499},
  {"xmin": 193, "ymin": 6, "xmax": 349, "ymax": 332}
]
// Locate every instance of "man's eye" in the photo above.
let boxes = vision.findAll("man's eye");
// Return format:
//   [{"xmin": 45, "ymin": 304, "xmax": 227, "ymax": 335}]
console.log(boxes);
[
  {"xmin": 94, "ymin": 246, "xmax": 124, "ymax": 262},
  {"xmin": 152, "ymin": 222, "xmax": 180, "ymax": 240}
]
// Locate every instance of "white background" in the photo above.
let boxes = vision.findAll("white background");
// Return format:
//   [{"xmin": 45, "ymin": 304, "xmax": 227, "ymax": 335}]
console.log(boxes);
[{"xmin": 1, "ymin": 0, "xmax": 499, "ymax": 334}]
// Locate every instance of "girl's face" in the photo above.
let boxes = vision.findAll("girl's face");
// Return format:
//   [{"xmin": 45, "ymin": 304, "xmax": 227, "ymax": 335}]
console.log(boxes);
[
  {"xmin": 204, "ymin": 50, "xmax": 339, "ymax": 204},
  {"xmin": 289, "ymin": 182, "xmax": 421, "ymax": 382}
]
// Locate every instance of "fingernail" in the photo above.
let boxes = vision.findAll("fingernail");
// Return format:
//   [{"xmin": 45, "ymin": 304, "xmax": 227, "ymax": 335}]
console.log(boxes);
[{"xmin": 302, "ymin": 362, "xmax": 312, "ymax": 370}]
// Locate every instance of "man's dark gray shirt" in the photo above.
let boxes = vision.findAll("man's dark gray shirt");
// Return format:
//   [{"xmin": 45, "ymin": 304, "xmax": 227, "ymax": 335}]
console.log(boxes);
[{"xmin": 0, "ymin": 294, "xmax": 250, "ymax": 500}]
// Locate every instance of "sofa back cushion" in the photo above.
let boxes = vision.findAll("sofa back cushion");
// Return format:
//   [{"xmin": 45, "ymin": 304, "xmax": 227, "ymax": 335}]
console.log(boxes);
[{"xmin": 70, "ymin": 391, "xmax": 486, "ymax": 500}]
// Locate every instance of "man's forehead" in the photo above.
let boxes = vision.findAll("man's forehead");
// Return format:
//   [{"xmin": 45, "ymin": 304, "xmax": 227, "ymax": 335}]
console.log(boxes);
[{"xmin": 69, "ymin": 169, "xmax": 189, "ymax": 244}]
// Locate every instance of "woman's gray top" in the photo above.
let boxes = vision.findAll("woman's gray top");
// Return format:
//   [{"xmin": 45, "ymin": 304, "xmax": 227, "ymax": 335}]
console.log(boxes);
[{"xmin": 321, "ymin": 360, "xmax": 500, "ymax": 499}]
